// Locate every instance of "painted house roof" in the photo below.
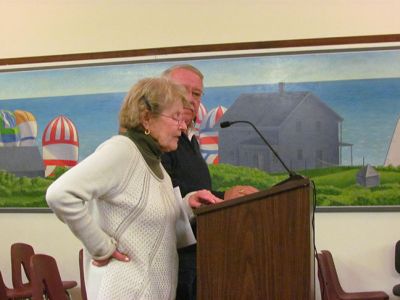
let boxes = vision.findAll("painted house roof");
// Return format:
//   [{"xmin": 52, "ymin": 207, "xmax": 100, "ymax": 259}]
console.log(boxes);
[
  {"xmin": 219, "ymin": 87, "xmax": 343, "ymax": 127},
  {"xmin": 357, "ymin": 164, "xmax": 379, "ymax": 178}
]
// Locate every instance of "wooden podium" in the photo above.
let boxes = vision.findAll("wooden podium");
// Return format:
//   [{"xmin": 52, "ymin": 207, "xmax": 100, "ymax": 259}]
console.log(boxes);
[{"xmin": 194, "ymin": 178, "xmax": 315, "ymax": 300}]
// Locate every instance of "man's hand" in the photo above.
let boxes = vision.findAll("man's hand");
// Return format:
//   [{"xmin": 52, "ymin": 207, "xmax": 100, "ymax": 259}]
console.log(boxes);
[{"xmin": 224, "ymin": 185, "xmax": 259, "ymax": 201}]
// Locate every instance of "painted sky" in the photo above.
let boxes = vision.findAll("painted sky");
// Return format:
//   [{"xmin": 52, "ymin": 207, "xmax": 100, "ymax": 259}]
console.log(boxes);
[{"xmin": 1, "ymin": 48, "xmax": 400, "ymax": 100}]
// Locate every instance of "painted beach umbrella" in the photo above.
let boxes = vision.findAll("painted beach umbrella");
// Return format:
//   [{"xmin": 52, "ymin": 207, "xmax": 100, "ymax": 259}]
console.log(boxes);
[
  {"xmin": 199, "ymin": 131, "xmax": 220, "ymax": 164},
  {"xmin": 42, "ymin": 115, "xmax": 79, "ymax": 177},
  {"xmin": 199, "ymin": 106, "xmax": 227, "ymax": 164},
  {"xmin": 14, "ymin": 110, "xmax": 38, "ymax": 146},
  {"xmin": 0, "ymin": 109, "xmax": 20, "ymax": 146},
  {"xmin": 193, "ymin": 102, "xmax": 207, "ymax": 138},
  {"xmin": 199, "ymin": 105, "xmax": 226, "ymax": 132}
]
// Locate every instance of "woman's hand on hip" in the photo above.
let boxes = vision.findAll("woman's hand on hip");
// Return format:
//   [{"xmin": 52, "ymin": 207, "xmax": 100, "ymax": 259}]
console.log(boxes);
[{"xmin": 92, "ymin": 250, "xmax": 130, "ymax": 267}]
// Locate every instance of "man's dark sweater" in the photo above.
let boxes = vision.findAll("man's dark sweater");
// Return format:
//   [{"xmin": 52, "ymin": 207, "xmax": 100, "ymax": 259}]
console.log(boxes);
[
  {"xmin": 161, "ymin": 133, "xmax": 224, "ymax": 199},
  {"xmin": 161, "ymin": 132, "xmax": 224, "ymax": 300}
]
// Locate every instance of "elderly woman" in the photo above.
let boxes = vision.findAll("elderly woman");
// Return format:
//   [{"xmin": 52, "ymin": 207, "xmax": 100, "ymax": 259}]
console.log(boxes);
[{"xmin": 46, "ymin": 77, "xmax": 221, "ymax": 300}]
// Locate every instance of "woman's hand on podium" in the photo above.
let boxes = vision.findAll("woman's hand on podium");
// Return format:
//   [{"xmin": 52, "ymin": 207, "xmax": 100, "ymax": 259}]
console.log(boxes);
[{"xmin": 188, "ymin": 189, "xmax": 223, "ymax": 208}]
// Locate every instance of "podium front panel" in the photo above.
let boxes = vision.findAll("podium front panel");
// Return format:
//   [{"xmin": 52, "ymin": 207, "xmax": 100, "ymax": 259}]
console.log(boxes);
[{"xmin": 196, "ymin": 179, "xmax": 314, "ymax": 299}]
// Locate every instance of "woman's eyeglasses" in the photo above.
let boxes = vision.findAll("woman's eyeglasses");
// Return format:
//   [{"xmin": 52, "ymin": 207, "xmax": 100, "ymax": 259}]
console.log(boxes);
[{"xmin": 158, "ymin": 113, "xmax": 185, "ymax": 126}]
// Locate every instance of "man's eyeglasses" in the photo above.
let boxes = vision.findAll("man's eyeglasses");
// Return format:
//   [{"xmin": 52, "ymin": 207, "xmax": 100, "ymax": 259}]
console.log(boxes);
[{"xmin": 158, "ymin": 113, "xmax": 185, "ymax": 126}]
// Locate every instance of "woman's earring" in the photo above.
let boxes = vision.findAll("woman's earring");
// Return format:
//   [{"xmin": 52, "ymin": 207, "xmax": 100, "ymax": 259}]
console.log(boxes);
[{"xmin": 144, "ymin": 128, "xmax": 150, "ymax": 135}]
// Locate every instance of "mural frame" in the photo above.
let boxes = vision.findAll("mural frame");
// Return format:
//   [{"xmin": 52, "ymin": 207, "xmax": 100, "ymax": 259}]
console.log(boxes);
[{"xmin": 1, "ymin": 34, "xmax": 400, "ymax": 213}]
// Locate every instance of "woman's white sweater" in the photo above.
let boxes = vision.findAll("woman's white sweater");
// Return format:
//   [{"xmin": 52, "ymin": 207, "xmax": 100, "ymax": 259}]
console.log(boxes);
[{"xmin": 46, "ymin": 135, "xmax": 180, "ymax": 299}]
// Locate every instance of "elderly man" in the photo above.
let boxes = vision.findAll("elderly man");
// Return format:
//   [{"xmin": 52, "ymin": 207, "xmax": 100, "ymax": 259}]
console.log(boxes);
[{"xmin": 161, "ymin": 64, "xmax": 258, "ymax": 300}]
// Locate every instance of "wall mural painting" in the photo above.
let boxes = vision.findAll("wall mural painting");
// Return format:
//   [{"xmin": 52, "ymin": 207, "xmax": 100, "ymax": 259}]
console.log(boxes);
[{"xmin": 1, "ymin": 43, "xmax": 400, "ymax": 209}]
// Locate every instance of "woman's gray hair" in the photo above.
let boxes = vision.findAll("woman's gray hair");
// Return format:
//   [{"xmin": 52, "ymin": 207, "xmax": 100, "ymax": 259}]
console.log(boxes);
[{"xmin": 119, "ymin": 77, "xmax": 187, "ymax": 129}]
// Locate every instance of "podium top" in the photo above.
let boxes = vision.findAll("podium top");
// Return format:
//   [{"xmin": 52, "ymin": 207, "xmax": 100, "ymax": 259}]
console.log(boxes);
[{"xmin": 194, "ymin": 177, "xmax": 310, "ymax": 216}]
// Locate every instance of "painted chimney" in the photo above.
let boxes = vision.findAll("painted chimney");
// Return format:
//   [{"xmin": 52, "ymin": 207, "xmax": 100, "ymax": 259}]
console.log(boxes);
[{"xmin": 279, "ymin": 82, "xmax": 285, "ymax": 95}]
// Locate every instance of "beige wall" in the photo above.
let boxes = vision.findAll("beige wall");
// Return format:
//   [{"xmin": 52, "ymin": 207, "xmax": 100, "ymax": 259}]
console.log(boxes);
[
  {"xmin": 1, "ymin": 0, "xmax": 400, "ymax": 59},
  {"xmin": 1, "ymin": 212, "xmax": 400, "ymax": 299},
  {"xmin": 1, "ymin": 1, "xmax": 400, "ymax": 299}
]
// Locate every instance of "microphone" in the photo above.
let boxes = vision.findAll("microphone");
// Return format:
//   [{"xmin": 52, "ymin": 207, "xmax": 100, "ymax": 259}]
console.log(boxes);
[{"xmin": 220, "ymin": 120, "xmax": 304, "ymax": 183}]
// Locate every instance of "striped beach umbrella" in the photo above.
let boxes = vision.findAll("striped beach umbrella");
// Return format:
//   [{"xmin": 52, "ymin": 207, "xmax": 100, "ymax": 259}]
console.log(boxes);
[
  {"xmin": 14, "ymin": 110, "xmax": 38, "ymax": 146},
  {"xmin": 0, "ymin": 110, "xmax": 20, "ymax": 146},
  {"xmin": 199, "ymin": 131, "xmax": 220, "ymax": 164},
  {"xmin": 199, "ymin": 105, "xmax": 226, "ymax": 132},
  {"xmin": 42, "ymin": 115, "xmax": 79, "ymax": 177},
  {"xmin": 193, "ymin": 102, "xmax": 207, "ymax": 138},
  {"xmin": 199, "ymin": 106, "xmax": 226, "ymax": 164}
]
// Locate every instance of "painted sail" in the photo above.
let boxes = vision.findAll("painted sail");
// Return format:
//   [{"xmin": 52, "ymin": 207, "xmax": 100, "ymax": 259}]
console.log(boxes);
[
  {"xmin": 14, "ymin": 110, "xmax": 38, "ymax": 146},
  {"xmin": 385, "ymin": 116, "xmax": 400, "ymax": 166},
  {"xmin": 42, "ymin": 115, "xmax": 79, "ymax": 177},
  {"xmin": 199, "ymin": 105, "xmax": 226, "ymax": 164},
  {"xmin": 0, "ymin": 110, "xmax": 20, "ymax": 146}
]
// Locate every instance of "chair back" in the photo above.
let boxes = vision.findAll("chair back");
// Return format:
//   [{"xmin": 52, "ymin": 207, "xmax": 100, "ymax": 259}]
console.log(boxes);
[
  {"xmin": 317, "ymin": 253, "xmax": 331, "ymax": 300},
  {"xmin": 79, "ymin": 249, "xmax": 88, "ymax": 300},
  {"xmin": 10, "ymin": 242, "xmax": 34, "ymax": 288},
  {"xmin": 0, "ymin": 271, "xmax": 8, "ymax": 300},
  {"xmin": 317, "ymin": 250, "xmax": 389, "ymax": 300},
  {"xmin": 30, "ymin": 254, "xmax": 68, "ymax": 300},
  {"xmin": 321, "ymin": 250, "xmax": 347, "ymax": 296},
  {"xmin": 317, "ymin": 250, "xmax": 345, "ymax": 300}
]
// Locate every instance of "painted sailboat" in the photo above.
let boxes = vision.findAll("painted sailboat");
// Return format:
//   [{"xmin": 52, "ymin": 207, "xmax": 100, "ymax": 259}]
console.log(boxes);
[{"xmin": 385, "ymin": 116, "xmax": 400, "ymax": 166}]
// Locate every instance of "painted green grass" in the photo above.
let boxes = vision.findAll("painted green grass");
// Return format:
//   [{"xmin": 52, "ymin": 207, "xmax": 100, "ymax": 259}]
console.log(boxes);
[
  {"xmin": 210, "ymin": 164, "xmax": 400, "ymax": 207},
  {"xmin": 0, "ymin": 169, "xmax": 62, "ymax": 208},
  {"xmin": 1, "ymin": 164, "xmax": 400, "ymax": 208}
]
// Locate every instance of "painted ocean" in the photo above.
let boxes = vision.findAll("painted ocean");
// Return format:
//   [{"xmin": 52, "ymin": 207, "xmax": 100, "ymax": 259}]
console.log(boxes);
[{"xmin": 1, "ymin": 77, "xmax": 400, "ymax": 166}]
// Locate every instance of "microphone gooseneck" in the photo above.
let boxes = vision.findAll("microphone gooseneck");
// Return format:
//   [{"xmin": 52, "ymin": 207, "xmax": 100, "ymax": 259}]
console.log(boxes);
[{"xmin": 220, "ymin": 120, "xmax": 303, "ymax": 182}]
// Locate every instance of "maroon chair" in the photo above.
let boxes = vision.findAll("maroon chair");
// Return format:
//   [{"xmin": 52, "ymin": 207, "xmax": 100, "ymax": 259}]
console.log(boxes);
[
  {"xmin": 11, "ymin": 242, "xmax": 77, "ymax": 298},
  {"xmin": 0, "ymin": 270, "xmax": 31, "ymax": 300},
  {"xmin": 30, "ymin": 254, "xmax": 69, "ymax": 300},
  {"xmin": 0, "ymin": 272, "xmax": 6, "ymax": 300},
  {"xmin": 317, "ymin": 250, "xmax": 389, "ymax": 300},
  {"xmin": 10, "ymin": 242, "xmax": 34, "ymax": 289},
  {"xmin": 79, "ymin": 249, "xmax": 88, "ymax": 300}
]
